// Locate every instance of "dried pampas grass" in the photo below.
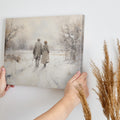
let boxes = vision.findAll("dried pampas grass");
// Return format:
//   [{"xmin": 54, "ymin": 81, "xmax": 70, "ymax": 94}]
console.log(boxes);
[
  {"xmin": 76, "ymin": 84, "xmax": 91, "ymax": 120},
  {"xmin": 91, "ymin": 40, "xmax": 120, "ymax": 120}
]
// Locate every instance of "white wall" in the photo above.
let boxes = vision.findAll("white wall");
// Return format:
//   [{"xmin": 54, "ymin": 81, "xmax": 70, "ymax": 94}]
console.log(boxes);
[{"xmin": 0, "ymin": 0, "xmax": 119, "ymax": 119}]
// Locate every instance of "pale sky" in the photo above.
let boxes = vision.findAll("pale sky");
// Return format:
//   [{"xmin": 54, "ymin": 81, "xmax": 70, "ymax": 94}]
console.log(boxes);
[{"xmin": 6, "ymin": 15, "xmax": 83, "ymax": 49}]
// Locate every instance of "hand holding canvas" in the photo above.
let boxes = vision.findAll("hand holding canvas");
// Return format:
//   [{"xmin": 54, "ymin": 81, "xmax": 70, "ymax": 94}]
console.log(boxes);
[
  {"xmin": 0, "ymin": 66, "xmax": 14, "ymax": 97},
  {"xmin": 64, "ymin": 71, "xmax": 89, "ymax": 106},
  {"xmin": 35, "ymin": 71, "xmax": 89, "ymax": 120}
]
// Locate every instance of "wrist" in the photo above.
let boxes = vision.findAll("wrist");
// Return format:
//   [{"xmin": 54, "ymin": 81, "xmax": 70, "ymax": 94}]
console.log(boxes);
[
  {"xmin": 62, "ymin": 95, "xmax": 80, "ymax": 108},
  {"xmin": 57, "ymin": 96, "xmax": 76, "ymax": 116}
]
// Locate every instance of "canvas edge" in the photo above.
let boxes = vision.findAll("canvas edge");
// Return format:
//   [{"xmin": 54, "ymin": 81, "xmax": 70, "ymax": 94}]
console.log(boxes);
[{"xmin": 79, "ymin": 15, "xmax": 85, "ymax": 73}]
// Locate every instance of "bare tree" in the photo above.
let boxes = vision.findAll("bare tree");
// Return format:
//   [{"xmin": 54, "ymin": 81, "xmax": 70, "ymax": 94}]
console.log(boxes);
[{"xmin": 5, "ymin": 19, "xmax": 23, "ymax": 50}]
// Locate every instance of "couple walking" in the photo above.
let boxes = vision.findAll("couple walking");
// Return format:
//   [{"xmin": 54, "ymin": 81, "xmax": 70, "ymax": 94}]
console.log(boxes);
[{"xmin": 33, "ymin": 38, "xmax": 49, "ymax": 68}]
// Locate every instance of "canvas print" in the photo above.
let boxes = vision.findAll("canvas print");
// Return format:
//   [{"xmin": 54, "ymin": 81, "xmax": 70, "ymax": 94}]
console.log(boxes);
[{"xmin": 4, "ymin": 15, "xmax": 84, "ymax": 89}]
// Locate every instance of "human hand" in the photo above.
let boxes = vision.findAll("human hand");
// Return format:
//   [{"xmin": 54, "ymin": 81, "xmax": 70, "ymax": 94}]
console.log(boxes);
[
  {"xmin": 34, "ymin": 71, "xmax": 89, "ymax": 120},
  {"xmin": 64, "ymin": 71, "xmax": 89, "ymax": 107},
  {"xmin": 0, "ymin": 66, "xmax": 14, "ymax": 97}
]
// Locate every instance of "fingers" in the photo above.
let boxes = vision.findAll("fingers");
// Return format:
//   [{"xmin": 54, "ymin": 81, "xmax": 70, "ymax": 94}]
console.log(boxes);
[
  {"xmin": 4, "ymin": 85, "xmax": 14, "ymax": 93},
  {"xmin": 0, "ymin": 66, "xmax": 14, "ymax": 88},
  {"xmin": 5, "ymin": 85, "xmax": 15, "ymax": 91},
  {"xmin": 5, "ymin": 85, "xmax": 10, "ymax": 91},
  {"xmin": 73, "ymin": 72, "xmax": 87, "ymax": 87},
  {"xmin": 0, "ymin": 66, "xmax": 14, "ymax": 97},
  {"xmin": 77, "ymin": 72, "xmax": 87, "ymax": 82},
  {"xmin": 70, "ymin": 71, "xmax": 81, "ymax": 82},
  {"xmin": 0, "ymin": 85, "xmax": 14, "ymax": 97}
]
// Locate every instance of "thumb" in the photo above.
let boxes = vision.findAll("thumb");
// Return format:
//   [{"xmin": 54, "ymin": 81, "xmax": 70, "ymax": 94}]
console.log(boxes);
[{"xmin": 1, "ymin": 67, "xmax": 6, "ymax": 80}]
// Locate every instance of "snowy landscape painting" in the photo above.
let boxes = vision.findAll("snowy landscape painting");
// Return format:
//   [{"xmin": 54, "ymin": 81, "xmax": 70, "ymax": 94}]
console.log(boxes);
[{"xmin": 4, "ymin": 15, "xmax": 84, "ymax": 89}]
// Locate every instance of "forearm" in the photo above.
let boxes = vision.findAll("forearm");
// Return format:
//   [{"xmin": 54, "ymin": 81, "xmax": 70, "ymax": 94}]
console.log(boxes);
[{"xmin": 34, "ymin": 96, "xmax": 77, "ymax": 120}]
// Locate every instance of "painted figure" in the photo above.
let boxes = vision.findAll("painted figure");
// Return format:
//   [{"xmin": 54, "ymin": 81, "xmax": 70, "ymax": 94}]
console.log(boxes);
[
  {"xmin": 33, "ymin": 38, "xmax": 42, "ymax": 67},
  {"xmin": 41, "ymin": 41, "xmax": 49, "ymax": 67}
]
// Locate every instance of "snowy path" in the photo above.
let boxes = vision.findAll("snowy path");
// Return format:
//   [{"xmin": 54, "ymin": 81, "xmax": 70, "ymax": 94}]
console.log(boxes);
[{"xmin": 5, "ymin": 50, "xmax": 80, "ymax": 89}]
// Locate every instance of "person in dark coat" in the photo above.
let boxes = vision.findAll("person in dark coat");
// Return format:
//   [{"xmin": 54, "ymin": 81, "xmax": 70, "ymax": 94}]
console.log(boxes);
[{"xmin": 33, "ymin": 38, "xmax": 42, "ymax": 67}]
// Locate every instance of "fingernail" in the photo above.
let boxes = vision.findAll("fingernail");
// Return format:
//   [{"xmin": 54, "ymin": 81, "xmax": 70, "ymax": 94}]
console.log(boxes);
[
  {"xmin": 2, "ymin": 67, "xmax": 5, "ymax": 71},
  {"xmin": 10, "ymin": 85, "xmax": 14, "ymax": 87}
]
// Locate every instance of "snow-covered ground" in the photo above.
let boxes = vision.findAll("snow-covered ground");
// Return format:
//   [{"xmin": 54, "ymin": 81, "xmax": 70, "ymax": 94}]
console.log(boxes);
[{"xmin": 5, "ymin": 50, "xmax": 80, "ymax": 89}]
